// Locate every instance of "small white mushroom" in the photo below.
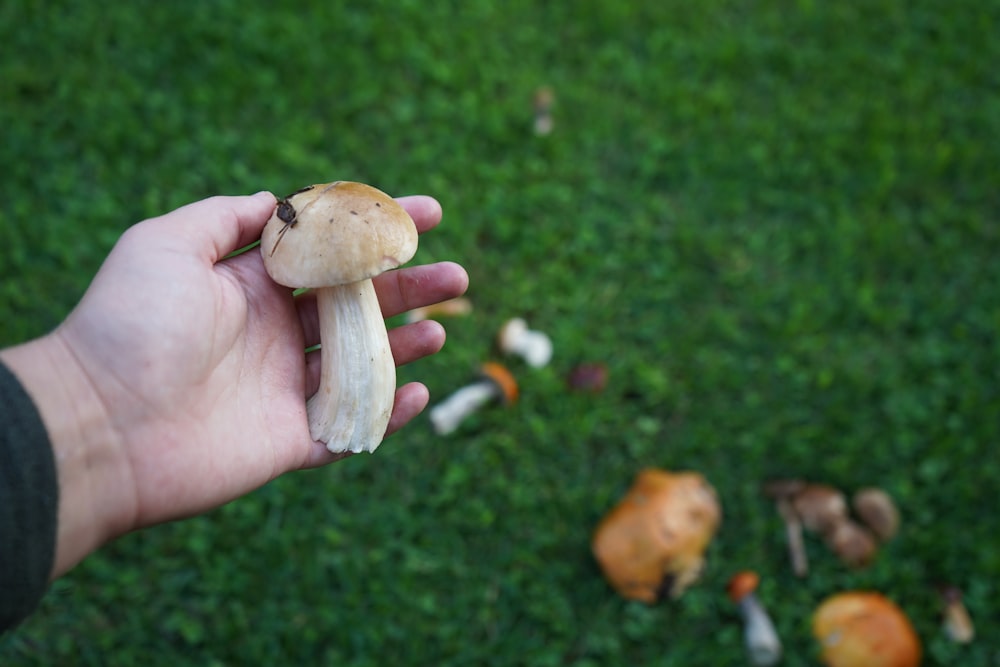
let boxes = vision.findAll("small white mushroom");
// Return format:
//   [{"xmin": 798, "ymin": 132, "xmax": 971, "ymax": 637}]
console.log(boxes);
[
  {"xmin": 941, "ymin": 585, "xmax": 975, "ymax": 643},
  {"xmin": 533, "ymin": 86, "xmax": 555, "ymax": 136},
  {"xmin": 728, "ymin": 571, "xmax": 783, "ymax": 666},
  {"xmin": 497, "ymin": 317, "xmax": 552, "ymax": 368},
  {"xmin": 429, "ymin": 362, "xmax": 518, "ymax": 435},
  {"xmin": 261, "ymin": 182, "xmax": 418, "ymax": 454}
]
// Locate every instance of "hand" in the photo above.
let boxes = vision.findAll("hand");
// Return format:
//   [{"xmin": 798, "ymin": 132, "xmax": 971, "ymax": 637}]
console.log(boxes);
[{"xmin": 1, "ymin": 191, "xmax": 468, "ymax": 576}]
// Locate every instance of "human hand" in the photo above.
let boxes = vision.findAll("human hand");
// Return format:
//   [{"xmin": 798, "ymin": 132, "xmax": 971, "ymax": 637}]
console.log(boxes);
[{"xmin": 2, "ymin": 191, "xmax": 467, "ymax": 576}]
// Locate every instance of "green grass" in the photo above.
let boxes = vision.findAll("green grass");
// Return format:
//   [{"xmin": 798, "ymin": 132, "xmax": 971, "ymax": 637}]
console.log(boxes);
[{"xmin": 2, "ymin": 0, "xmax": 999, "ymax": 664}]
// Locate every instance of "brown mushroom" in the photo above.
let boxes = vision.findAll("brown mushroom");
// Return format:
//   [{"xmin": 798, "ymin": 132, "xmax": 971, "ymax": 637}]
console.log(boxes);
[
  {"xmin": 812, "ymin": 591, "xmax": 922, "ymax": 667},
  {"xmin": 824, "ymin": 518, "xmax": 878, "ymax": 568},
  {"xmin": 762, "ymin": 479, "xmax": 809, "ymax": 577},
  {"xmin": 793, "ymin": 484, "xmax": 849, "ymax": 535},
  {"xmin": 533, "ymin": 86, "xmax": 555, "ymax": 136},
  {"xmin": 941, "ymin": 585, "xmax": 975, "ymax": 643},
  {"xmin": 592, "ymin": 469, "xmax": 721, "ymax": 603},
  {"xmin": 852, "ymin": 487, "xmax": 900, "ymax": 542}
]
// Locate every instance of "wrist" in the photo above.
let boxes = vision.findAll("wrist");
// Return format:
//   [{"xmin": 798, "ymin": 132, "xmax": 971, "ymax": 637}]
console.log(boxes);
[{"xmin": 0, "ymin": 330, "xmax": 136, "ymax": 578}]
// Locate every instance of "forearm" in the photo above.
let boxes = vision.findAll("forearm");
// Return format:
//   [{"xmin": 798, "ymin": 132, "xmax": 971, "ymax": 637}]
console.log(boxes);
[{"xmin": 1, "ymin": 331, "xmax": 135, "ymax": 579}]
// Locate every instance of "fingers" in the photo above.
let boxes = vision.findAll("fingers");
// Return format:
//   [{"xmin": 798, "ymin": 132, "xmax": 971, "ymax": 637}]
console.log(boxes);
[
  {"xmin": 146, "ymin": 191, "xmax": 435, "ymax": 268},
  {"xmin": 146, "ymin": 191, "xmax": 278, "ymax": 262},
  {"xmin": 373, "ymin": 261, "xmax": 470, "ymax": 319},
  {"xmin": 295, "ymin": 261, "xmax": 468, "ymax": 347},
  {"xmin": 384, "ymin": 382, "xmax": 431, "ymax": 437},
  {"xmin": 298, "ymin": 381, "xmax": 430, "ymax": 468},
  {"xmin": 303, "ymin": 319, "xmax": 446, "ymax": 394},
  {"xmin": 389, "ymin": 319, "xmax": 447, "ymax": 366},
  {"xmin": 396, "ymin": 195, "xmax": 443, "ymax": 234}
]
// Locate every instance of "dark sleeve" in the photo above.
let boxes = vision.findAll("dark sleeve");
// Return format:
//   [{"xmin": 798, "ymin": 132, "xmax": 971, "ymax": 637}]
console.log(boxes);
[{"xmin": 0, "ymin": 361, "xmax": 58, "ymax": 634}]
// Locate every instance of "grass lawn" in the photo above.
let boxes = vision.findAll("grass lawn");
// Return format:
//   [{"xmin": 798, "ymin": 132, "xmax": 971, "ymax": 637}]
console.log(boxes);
[{"xmin": 2, "ymin": 0, "xmax": 998, "ymax": 664}]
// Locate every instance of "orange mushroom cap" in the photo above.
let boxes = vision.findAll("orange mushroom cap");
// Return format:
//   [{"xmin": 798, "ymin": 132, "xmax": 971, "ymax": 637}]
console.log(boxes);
[
  {"xmin": 727, "ymin": 571, "xmax": 760, "ymax": 603},
  {"xmin": 480, "ymin": 362, "xmax": 518, "ymax": 404},
  {"xmin": 813, "ymin": 592, "xmax": 922, "ymax": 667},
  {"xmin": 592, "ymin": 469, "xmax": 721, "ymax": 603}
]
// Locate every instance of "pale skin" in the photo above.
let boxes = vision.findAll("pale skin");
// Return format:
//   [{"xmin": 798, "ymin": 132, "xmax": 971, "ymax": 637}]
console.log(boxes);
[{"xmin": 0, "ymin": 191, "xmax": 469, "ymax": 579}]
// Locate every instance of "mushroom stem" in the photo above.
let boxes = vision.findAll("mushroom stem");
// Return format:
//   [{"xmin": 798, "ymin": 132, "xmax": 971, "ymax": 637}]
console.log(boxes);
[
  {"xmin": 763, "ymin": 480, "xmax": 809, "ymax": 577},
  {"xmin": 728, "ymin": 572, "xmax": 782, "ymax": 666},
  {"xmin": 777, "ymin": 498, "xmax": 809, "ymax": 577},
  {"xmin": 941, "ymin": 586, "xmax": 975, "ymax": 643},
  {"xmin": 429, "ymin": 362, "xmax": 517, "ymax": 436},
  {"xmin": 308, "ymin": 279, "xmax": 395, "ymax": 453},
  {"xmin": 429, "ymin": 381, "xmax": 500, "ymax": 436},
  {"xmin": 737, "ymin": 594, "xmax": 783, "ymax": 667},
  {"xmin": 533, "ymin": 86, "xmax": 555, "ymax": 136}
]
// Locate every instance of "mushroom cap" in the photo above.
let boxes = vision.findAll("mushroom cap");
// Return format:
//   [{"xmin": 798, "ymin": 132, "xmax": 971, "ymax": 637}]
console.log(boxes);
[
  {"xmin": 762, "ymin": 478, "xmax": 808, "ymax": 500},
  {"xmin": 497, "ymin": 318, "xmax": 529, "ymax": 350},
  {"xmin": 813, "ymin": 592, "xmax": 922, "ymax": 667},
  {"xmin": 824, "ymin": 518, "xmax": 879, "ymax": 568},
  {"xmin": 727, "ymin": 570, "xmax": 760, "ymax": 603},
  {"xmin": 261, "ymin": 181, "xmax": 418, "ymax": 288},
  {"xmin": 480, "ymin": 362, "xmax": 519, "ymax": 404},
  {"xmin": 592, "ymin": 468, "xmax": 722, "ymax": 603},
  {"xmin": 792, "ymin": 484, "xmax": 849, "ymax": 535},
  {"xmin": 852, "ymin": 487, "xmax": 900, "ymax": 542}
]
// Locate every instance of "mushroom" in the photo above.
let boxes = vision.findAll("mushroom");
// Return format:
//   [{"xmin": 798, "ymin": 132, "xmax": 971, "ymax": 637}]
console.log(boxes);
[
  {"xmin": 812, "ymin": 591, "xmax": 922, "ymax": 667},
  {"xmin": 592, "ymin": 469, "xmax": 721, "ymax": 603},
  {"xmin": 261, "ymin": 181, "xmax": 418, "ymax": 453},
  {"xmin": 792, "ymin": 483, "xmax": 878, "ymax": 568},
  {"xmin": 566, "ymin": 362, "xmax": 609, "ymax": 394},
  {"xmin": 823, "ymin": 518, "xmax": 878, "ymax": 569},
  {"xmin": 940, "ymin": 585, "xmax": 975, "ymax": 643},
  {"xmin": 405, "ymin": 296, "xmax": 473, "ymax": 323},
  {"xmin": 762, "ymin": 479, "xmax": 809, "ymax": 577},
  {"xmin": 533, "ymin": 85, "xmax": 555, "ymax": 136},
  {"xmin": 428, "ymin": 362, "xmax": 518, "ymax": 435},
  {"xmin": 727, "ymin": 571, "xmax": 782, "ymax": 667},
  {"xmin": 852, "ymin": 487, "xmax": 900, "ymax": 543},
  {"xmin": 497, "ymin": 317, "xmax": 553, "ymax": 368},
  {"xmin": 792, "ymin": 483, "xmax": 849, "ymax": 535},
  {"xmin": 766, "ymin": 481, "xmax": 882, "ymax": 571}
]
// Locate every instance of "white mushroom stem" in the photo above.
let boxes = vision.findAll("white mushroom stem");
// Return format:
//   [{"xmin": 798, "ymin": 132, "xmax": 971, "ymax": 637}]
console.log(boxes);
[
  {"xmin": 429, "ymin": 381, "xmax": 500, "ymax": 435},
  {"xmin": 498, "ymin": 318, "xmax": 553, "ymax": 368},
  {"xmin": 737, "ymin": 593, "xmax": 783, "ymax": 667},
  {"xmin": 308, "ymin": 279, "xmax": 395, "ymax": 453}
]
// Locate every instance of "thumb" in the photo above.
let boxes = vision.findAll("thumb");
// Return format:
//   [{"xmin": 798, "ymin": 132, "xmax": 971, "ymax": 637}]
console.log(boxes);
[{"xmin": 146, "ymin": 191, "xmax": 278, "ymax": 263}]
